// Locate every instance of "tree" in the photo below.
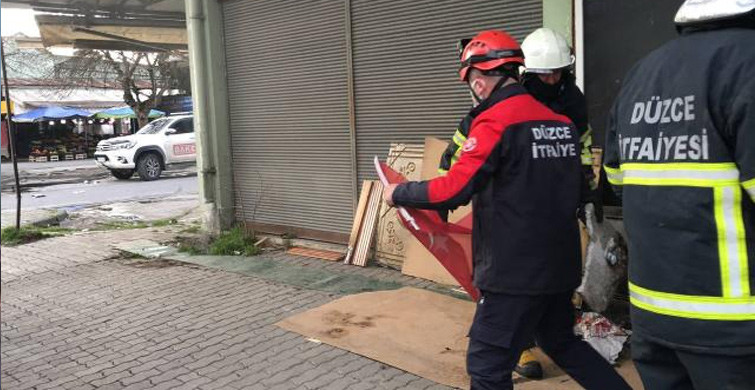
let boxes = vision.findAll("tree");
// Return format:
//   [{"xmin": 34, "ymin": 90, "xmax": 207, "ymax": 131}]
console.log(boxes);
[
  {"xmin": 52, "ymin": 50, "xmax": 189, "ymax": 128},
  {"xmin": 3, "ymin": 37, "xmax": 191, "ymax": 127},
  {"xmin": 3, "ymin": 36, "xmax": 190, "ymax": 128}
]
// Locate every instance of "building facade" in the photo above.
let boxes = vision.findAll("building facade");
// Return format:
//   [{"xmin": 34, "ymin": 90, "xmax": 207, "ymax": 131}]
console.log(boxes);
[{"xmin": 188, "ymin": 0, "xmax": 683, "ymax": 241}]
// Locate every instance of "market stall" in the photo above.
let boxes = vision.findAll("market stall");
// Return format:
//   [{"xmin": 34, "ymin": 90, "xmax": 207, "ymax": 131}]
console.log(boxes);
[{"xmin": 13, "ymin": 106, "xmax": 94, "ymax": 161}]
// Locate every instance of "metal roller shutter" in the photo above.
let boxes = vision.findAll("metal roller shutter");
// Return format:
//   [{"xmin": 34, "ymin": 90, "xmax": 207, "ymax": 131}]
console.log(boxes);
[
  {"xmin": 222, "ymin": 0, "xmax": 353, "ymax": 239},
  {"xmin": 351, "ymin": 0, "xmax": 542, "ymax": 183}
]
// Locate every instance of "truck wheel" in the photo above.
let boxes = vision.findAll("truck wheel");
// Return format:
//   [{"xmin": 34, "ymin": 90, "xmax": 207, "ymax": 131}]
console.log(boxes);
[
  {"xmin": 137, "ymin": 153, "xmax": 163, "ymax": 181},
  {"xmin": 111, "ymin": 169, "xmax": 135, "ymax": 180}
]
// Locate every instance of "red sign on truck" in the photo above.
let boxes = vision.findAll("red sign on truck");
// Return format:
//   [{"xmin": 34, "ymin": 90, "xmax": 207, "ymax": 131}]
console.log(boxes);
[{"xmin": 173, "ymin": 143, "xmax": 195, "ymax": 155}]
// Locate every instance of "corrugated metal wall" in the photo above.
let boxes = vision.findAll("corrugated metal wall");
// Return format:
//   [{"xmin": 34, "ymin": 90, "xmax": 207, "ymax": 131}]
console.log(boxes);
[
  {"xmin": 222, "ymin": 0, "xmax": 354, "ymax": 237},
  {"xmin": 222, "ymin": 0, "xmax": 542, "ymax": 241},
  {"xmin": 351, "ymin": 0, "xmax": 542, "ymax": 183}
]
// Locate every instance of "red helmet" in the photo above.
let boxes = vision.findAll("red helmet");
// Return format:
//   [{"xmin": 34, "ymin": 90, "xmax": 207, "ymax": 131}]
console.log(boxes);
[{"xmin": 459, "ymin": 30, "xmax": 524, "ymax": 81}]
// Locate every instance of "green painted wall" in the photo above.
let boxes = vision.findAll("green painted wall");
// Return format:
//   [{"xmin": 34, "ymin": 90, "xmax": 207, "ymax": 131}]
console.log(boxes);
[{"xmin": 543, "ymin": 0, "xmax": 573, "ymax": 43}]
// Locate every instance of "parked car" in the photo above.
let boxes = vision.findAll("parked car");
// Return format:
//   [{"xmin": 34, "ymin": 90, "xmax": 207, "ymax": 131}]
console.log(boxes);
[{"xmin": 94, "ymin": 115, "xmax": 196, "ymax": 181}]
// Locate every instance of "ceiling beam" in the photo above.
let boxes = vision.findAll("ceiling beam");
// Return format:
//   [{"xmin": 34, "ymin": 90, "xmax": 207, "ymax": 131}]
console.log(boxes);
[
  {"xmin": 36, "ymin": 14, "xmax": 185, "ymax": 28},
  {"xmin": 4, "ymin": 1, "xmax": 185, "ymax": 21},
  {"xmin": 71, "ymin": 32, "xmax": 187, "ymax": 52}
]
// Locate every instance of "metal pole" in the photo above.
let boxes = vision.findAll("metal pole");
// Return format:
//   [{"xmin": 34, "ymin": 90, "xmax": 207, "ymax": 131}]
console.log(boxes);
[
  {"xmin": 344, "ymin": 0, "xmax": 358, "ymax": 212},
  {"xmin": 1, "ymin": 42, "xmax": 22, "ymax": 229}
]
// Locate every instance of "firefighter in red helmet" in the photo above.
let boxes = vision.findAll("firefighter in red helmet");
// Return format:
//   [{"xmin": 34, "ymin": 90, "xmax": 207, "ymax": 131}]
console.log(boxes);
[{"xmin": 384, "ymin": 29, "xmax": 630, "ymax": 389}]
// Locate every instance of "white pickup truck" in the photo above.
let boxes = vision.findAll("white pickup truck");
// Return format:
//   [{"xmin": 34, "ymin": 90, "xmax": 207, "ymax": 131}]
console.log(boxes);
[{"xmin": 94, "ymin": 115, "xmax": 196, "ymax": 181}]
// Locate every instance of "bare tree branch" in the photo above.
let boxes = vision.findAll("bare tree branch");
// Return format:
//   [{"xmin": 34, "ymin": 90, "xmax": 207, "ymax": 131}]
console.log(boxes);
[{"xmin": 4, "ymin": 42, "xmax": 190, "ymax": 128}]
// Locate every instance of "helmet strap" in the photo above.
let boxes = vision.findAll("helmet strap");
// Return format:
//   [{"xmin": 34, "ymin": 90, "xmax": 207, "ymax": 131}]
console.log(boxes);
[
  {"xmin": 468, "ymin": 90, "xmax": 480, "ymax": 107},
  {"xmin": 468, "ymin": 86, "xmax": 484, "ymax": 106},
  {"xmin": 467, "ymin": 72, "xmax": 513, "ymax": 104}
]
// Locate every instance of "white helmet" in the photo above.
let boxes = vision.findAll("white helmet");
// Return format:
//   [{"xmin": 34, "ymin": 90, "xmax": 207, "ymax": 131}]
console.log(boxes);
[
  {"xmin": 674, "ymin": 0, "xmax": 755, "ymax": 26},
  {"xmin": 521, "ymin": 28, "xmax": 574, "ymax": 74}
]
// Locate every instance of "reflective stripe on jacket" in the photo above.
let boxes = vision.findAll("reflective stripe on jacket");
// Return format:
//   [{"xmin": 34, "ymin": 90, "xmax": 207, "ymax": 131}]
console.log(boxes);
[{"xmin": 604, "ymin": 27, "xmax": 755, "ymax": 353}]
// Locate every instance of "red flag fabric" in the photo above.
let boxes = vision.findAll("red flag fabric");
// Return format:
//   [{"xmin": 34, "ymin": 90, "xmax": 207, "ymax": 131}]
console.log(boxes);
[{"xmin": 378, "ymin": 161, "xmax": 480, "ymax": 301}]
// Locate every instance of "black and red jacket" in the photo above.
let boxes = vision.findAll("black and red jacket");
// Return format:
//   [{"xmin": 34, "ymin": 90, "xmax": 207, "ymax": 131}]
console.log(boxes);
[{"xmin": 392, "ymin": 84, "xmax": 583, "ymax": 294}]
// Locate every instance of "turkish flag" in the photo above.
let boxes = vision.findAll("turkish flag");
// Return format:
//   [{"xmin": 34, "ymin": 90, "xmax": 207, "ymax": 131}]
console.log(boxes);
[{"xmin": 377, "ymin": 160, "xmax": 479, "ymax": 301}]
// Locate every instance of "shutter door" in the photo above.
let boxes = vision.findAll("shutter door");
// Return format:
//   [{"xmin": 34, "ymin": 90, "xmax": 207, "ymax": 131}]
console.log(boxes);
[
  {"xmin": 351, "ymin": 0, "xmax": 542, "ymax": 183},
  {"xmin": 222, "ymin": 0, "xmax": 353, "ymax": 238}
]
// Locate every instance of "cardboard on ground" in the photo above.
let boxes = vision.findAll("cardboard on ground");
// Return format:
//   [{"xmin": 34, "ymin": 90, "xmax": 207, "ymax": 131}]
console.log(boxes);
[{"xmin": 277, "ymin": 288, "xmax": 642, "ymax": 389}]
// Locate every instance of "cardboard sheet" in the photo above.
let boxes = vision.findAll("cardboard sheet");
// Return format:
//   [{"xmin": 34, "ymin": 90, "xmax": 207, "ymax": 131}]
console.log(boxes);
[
  {"xmin": 276, "ymin": 287, "xmax": 644, "ymax": 390},
  {"xmin": 277, "ymin": 288, "xmax": 474, "ymax": 389}
]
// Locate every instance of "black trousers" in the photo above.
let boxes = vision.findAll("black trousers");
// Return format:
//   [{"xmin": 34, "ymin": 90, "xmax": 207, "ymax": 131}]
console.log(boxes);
[
  {"xmin": 466, "ymin": 291, "xmax": 631, "ymax": 390},
  {"xmin": 633, "ymin": 332, "xmax": 755, "ymax": 390}
]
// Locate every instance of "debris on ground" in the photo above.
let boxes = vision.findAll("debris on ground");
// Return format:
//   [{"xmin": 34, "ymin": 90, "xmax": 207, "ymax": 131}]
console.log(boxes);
[
  {"xmin": 287, "ymin": 246, "xmax": 344, "ymax": 261},
  {"xmin": 577, "ymin": 204, "xmax": 629, "ymax": 313},
  {"xmin": 574, "ymin": 312, "xmax": 630, "ymax": 364}
]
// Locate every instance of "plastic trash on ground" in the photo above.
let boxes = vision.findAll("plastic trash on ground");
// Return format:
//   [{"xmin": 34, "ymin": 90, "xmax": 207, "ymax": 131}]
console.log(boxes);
[{"xmin": 574, "ymin": 312, "xmax": 630, "ymax": 364}]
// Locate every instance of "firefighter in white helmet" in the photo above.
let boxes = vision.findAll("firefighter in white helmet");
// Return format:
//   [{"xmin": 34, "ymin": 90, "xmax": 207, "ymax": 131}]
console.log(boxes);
[
  {"xmin": 605, "ymin": 0, "xmax": 755, "ymax": 388},
  {"xmin": 499, "ymin": 27, "xmax": 599, "ymax": 380},
  {"xmin": 521, "ymin": 28, "xmax": 596, "ymax": 191}
]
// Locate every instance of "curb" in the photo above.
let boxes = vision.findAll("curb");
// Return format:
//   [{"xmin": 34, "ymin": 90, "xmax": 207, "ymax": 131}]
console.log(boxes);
[
  {"xmin": 1, "ymin": 209, "xmax": 69, "ymax": 229},
  {"xmin": 30, "ymin": 210, "xmax": 69, "ymax": 227}
]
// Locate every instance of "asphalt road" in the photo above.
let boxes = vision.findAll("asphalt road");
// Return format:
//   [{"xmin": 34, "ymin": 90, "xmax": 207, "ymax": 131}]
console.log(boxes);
[{"xmin": 0, "ymin": 174, "xmax": 198, "ymax": 211}]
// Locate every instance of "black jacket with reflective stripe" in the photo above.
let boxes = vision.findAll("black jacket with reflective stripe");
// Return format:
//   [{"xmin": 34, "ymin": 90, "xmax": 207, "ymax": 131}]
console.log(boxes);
[
  {"xmin": 604, "ymin": 26, "xmax": 755, "ymax": 353},
  {"xmin": 439, "ymin": 72, "xmax": 591, "ymax": 173}
]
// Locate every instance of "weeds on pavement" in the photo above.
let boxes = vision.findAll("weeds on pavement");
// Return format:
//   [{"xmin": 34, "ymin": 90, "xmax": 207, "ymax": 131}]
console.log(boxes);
[
  {"xmin": 1, "ymin": 226, "xmax": 72, "ymax": 246},
  {"xmin": 209, "ymin": 227, "xmax": 260, "ymax": 256},
  {"xmin": 176, "ymin": 226, "xmax": 260, "ymax": 256}
]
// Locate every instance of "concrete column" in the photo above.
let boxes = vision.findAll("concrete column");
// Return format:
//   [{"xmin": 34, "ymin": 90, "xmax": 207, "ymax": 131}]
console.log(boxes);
[{"xmin": 186, "ymin": 0, "xmax": 234, "ymax": 232}]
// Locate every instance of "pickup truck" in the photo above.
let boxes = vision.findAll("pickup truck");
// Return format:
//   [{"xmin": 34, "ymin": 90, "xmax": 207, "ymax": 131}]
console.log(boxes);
[{"xmin": 94, "ymin": 115, "xmax": 196, "ymax": 181}]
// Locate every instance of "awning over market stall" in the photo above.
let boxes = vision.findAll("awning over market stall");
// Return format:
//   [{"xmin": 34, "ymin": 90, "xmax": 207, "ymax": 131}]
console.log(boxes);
[
  {"xmin": 8, "ymin": 87, "xmax": 124, "ymax": 110},
  {"xmin": 13, "ymin": 106, "xmax": 93, "ymax": 123},
  {"xmin": 92, "ymin": 106, "xmax": 165, "ymax": 119}
]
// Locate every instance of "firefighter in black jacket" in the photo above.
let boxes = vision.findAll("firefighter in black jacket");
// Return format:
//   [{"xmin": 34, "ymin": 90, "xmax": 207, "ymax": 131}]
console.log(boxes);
[
  {"xmin": 604, "ymin": 1, "xmax": 755, "ymax": 388},
  {"xmin": 440, "ymin": 28, "xmax": 595, "ymax": 190},
  {"xmin": 438, "ymin": 28, "xmax": 596, "ymax": 379},
  {"xmin": 383, "ymin": 29, "xmax": 630, "ymax": 390}
]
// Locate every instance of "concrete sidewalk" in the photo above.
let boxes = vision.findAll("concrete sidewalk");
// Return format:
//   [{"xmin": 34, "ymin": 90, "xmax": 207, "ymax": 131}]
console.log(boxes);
[
  {"xmin": 1, "ymin": 228, "xmax": 451, "ymax": 390},
  {"xmin": 1, "ymin": 195, "xmax": 198, "ymax": 229},
  {"xmin": 1, "ymin": 220, "xmax": 640, "ymax": 389}
]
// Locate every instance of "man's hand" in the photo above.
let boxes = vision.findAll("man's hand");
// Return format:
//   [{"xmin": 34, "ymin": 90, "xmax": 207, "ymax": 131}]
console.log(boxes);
[{"xmin": 383, "ymin": 184, "xmax": 398, "ymax": 206}]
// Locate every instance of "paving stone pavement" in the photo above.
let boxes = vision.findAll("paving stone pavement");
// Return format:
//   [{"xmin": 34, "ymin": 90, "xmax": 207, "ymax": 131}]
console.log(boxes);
[{"xmin": 1, "ymin": 230, "xmax": 453, "ymax": 389}]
